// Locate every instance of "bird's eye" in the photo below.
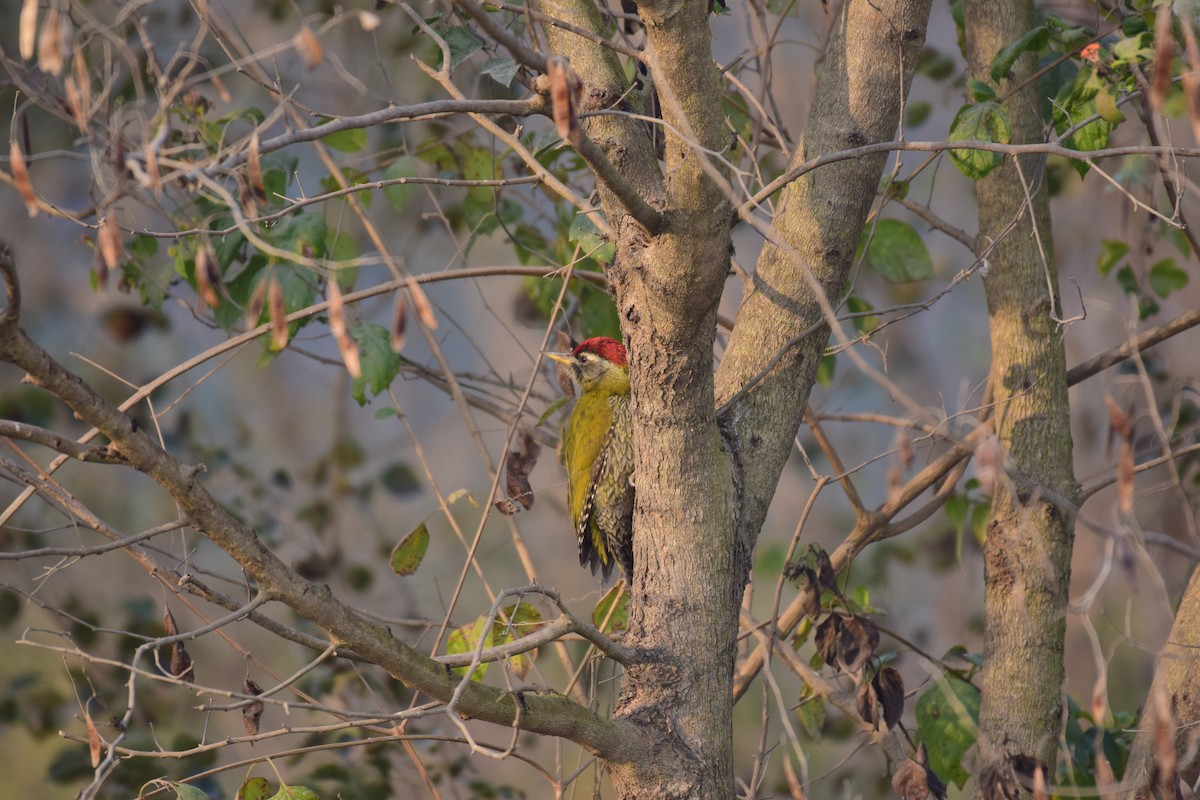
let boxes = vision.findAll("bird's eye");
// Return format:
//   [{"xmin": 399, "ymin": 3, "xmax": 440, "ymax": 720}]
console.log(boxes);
[{"xmin": 578, "ymin": 353, "xmax": 592, "ymax": 363}]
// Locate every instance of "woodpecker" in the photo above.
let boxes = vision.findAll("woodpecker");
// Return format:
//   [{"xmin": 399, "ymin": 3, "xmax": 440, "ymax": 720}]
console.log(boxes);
[{"xmin": 546, "ymin": 337, "xmax": 634, "ymax": 581}]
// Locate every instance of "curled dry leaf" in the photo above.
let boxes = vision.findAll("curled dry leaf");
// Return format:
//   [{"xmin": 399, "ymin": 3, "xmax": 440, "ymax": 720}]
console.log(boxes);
[
  {"xmin": 503, "ymin": 430, "xmax": 542, "ymax": 511},
  {"xmin": 546, "ymin": 56, "xmax": 582, "ymax": 146},
  {"xmin": 294, "ymin": 25, "xmax": 324, "ymax": 70},
  {"xmin": 247, "ymin": 131, "xmax": 264, "ymax": 201},
  {"xmin": 268, "ymin": 277, "xmax": 288, "ymax": 350},
  {"xmin": 409, "ymin": 282, "xmax": 437, "ymax": 330},
  {"xmin": 839, "ymin": 616, "xmax": 879, "ymax": 673},
  {"xmin": 1151, "ymin": 6, "xmax": 1174, "ymax": 111},
  {"xmin": 391, "ymin": 292, "xmax": 406, "ymax": 352},
  {"xmin": 85, "ymin": 709, "xmax": 102, "ymax": 767},
  {"xmin": 328, "ymin": 280, "xmax": 361, "ymax": 378},
  {"xmin": 246, "ymin": 278, "xmax": 268, "ymax": 330},
  {"xmin": 37, "ymin": 7, "xmax": 68, "ymax": 76},
  {"xmin": 873, "ymin": 666, "xmax": 905, "ymax": 730},
  {"xmin": 19, "ymin": 0, "xmax": 38, "ymax": 60},
  {"xmin": 892, "ymin": 758, "xmax": 929, "ymax": 800},
  {"xmin": 195, "ymin": 244, "xmax": 221, "ymax": 309},
  {"xmin": 99, "ymin": 211, "xmax": 122, "ymax": 272},
  {"xmin": 814, "ymin": 615, "xmax": 841, "ymax": 667},
  {"xmin": 242, "ymin": 678, "xmax": 265, "ymax": 738},
  {"xmin": 10, "ymin": 139, "xmax": 38, "ymax": 217},
  {"xmin": 856, "ymin": 679, "xmax": 878, "ymax": 728},
  {"xmin": 1181, "ymin": 21, "xmax": 1200, "ymax": 143},
  {"xmin": 1152, "ymin": 684, "xmax": 1177, "ymax": 792}
]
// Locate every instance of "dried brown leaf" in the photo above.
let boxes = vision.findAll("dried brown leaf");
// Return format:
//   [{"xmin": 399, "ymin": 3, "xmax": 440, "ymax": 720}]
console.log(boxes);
[
  {"xmin": 72, "ymin": 52, "xmax": 92, "ymax": 119},
  {"xmin": 1182, "ymin": 21, "xmax": 1200, "ymax": 142},
  {"xmin": 294, "ymin": 25, "xmax": 324, "ymax": 70},
  {"xmin": 390, "ymin": 293, "xmax": 406, "ymax": 352},
  {"xmin": 856, "ymin": 679, "xmax": 878, "ymax": 727},
  {"xmin": 502, "ymin": 430, "xmax": 542, "ymax": 511},
  {"xmin": 783, "ymin": 755, "xmax": 806, "ymax": 800},
  {"xmin": 493, "ymin": 497, "xmax": 522, "ymax": 515},
  {"xmin": 37, "ymin": 8, "xmax": 66, "ymax": 75},
  {"xmin": 85, "ymin": 709, "xmax": 102, "ymax": 767},
  {"xmin": 1117, "ymin": 439, "xmax": 1134, "ymax": 516},
  {"xmin": 243, "ymin": 678, "xmax": 265, "ymax": 737},
  {"xmin": 268, "ymin": 277, "xmax": 288, "ymax": 350},
  {"xmin": 873, "ymin": 666, "xmax": 905, "ymax": 729},
  {"xmin": 246, "ymin": 278, "xmax": 268, "ymax": 330},
  {"xmin": 10, "ymin": 139, "xmax": 38, "ymax": 217},
  {"xmin": 99, "ymin": 211, "xmax": 122, "ymax": 272},
  {"xmin": 328, "ymin": 280, "xmax": 361, "ymax": 378},
  {"xmin": 1153, "ymin": 684, "xmax": 1177, "ymax": 792},
  {"xmin": 892, "ymin": 759, "xmax": 930, "ymax": 800},
  {"xmin": 814, "ymin": 615, "xmax": 841, "ymax": 668},
  {"xmin": 1152, "ymin": 7, "xmax": 1175, "ymax": 111},
  {"xmin": 839, "ymin": 616, "xmax": 879, "ymax": 673},
  {"xmin": 19, "ymin": 0, "xmax": 38, "ymax": 60},
  {"xmin": 1091, "ymin": 671, "xmax": 1108, "ymax": 727},
  {"xmin": 327, "ymin": 277, "xmax": 347, "ymax": 338},
  {"xmin": 546, "ymin": 57, "xmax": 582, "ymax": 146},
  {"xmin": 195, "ymin": 244, "xmax": 220, "ymax": 309},
  {"xmin": 162, "ymin": 606, "xmax": 178, "ymax": 637},
  {"xmin": 1033, "ymin": 765, "xmax": 1050, "ymax": 800},
  {"xmin": 1105, "ymin": 395, "xmax": 1133, "ymax": 442},
  {"xmin": 247, "ymin": 131, "xmax": 264, "ymax": 201},
  {"xmin": 409, "ymin": 283, "xmax": 437, "ymax": 330},
  {"xmin": 171, "ymin": 641, "xmax": 194, "ymax": 683}
]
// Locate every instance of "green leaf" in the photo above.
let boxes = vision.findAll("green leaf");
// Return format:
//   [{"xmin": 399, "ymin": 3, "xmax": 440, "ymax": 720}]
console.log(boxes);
[
  {"xmin": 238, "ymin": 777, "xmax": 273, "ymax": 800},
  {"xmin": 592, "ymin": 583, "xmax": 629, "ymax": 633},
  {"xmin": 905, "ymin": 101, "xmax": 931, "ymax": 128},
  {"xmin": 374, "ymin": 407, "xmax": 398, "ymax": 420},
  {"xmin": 268, "ymin": 786, "xmax": 319, "ymax": 800},
  {"xmin": 580, "ymin": 289, "xmax": 621, "ymax": 340},
  {"xmin": 380, "ymin": 462, "xmax": 421, "ymax": 497},
  {"xmin": 816, "ymin": 353, "xmax": 836, "ymax": 387},
  {"xmin": 966, "ymin": 79, "xmax": 995, "ymax": 103},
  {"xmin": 945, "ymin": 494, "xmax": 968, "ymax": 531},
  {"xmin": 167, "ymin": 783, "xmax": 210, "ymax": 800},
  {"xmin": 481, "ymin": 57, "xmax": 520, "ymax": 88},
  {"xmin": 858, "ymin": 219, "xmax": 935, "ymax": 282},
  {"xmin": 989, "ymin": 23, "xmax": 1049, "ymax": 83},
  {"xmin": 1148, "ymin": 258, "xmax": 1188, "ymax": 297},
  {"xmin": 537, "ymin": 394, "xmax": 572, "ymax": 427},
  {"xmin": 383, "ymin": 156, "xmax": 424, "ymax": 214},
  {"xmin": 1097, "ymin": 240, "xmax": 1129, "ymax": 277},
  {"xmin": 320, "ymin": 126, "xmax": 367, "ymax": 153},
  {"xmin": 447, "ymin": 488, "xmax": 477, "ymax": 506},
  {"xmin": 1095, "ymin": 85, "xmax": 1125, "ymax": 124},
  {"xmin": 447, "ymin": 616, "xmax": 495, "ymax": 681},
  {"xmin": 796, "ymin": 693, "xmax": 826, "ymax": 738},
  {"xmin": 391, "ymin": 522, "xmax": 430, "ymax": 576},
  {"xmin": 266, "ymin": 212, "xmax": 327, "ymax": 260},
  {"xmin": 568, "ymin": 213, "xmax": 615, "ymax": 262},
  {"xmin": 971, "ymin": 502, "xmax": 991, "ymax": 546},
  {"xmin": 948, "ymin": 101, "xmax": 1011, "ymax": 179},
  {"xmin": 915, "ymin": 676, "xmax": 980, "ymax": 789},
  {"xmin": 444, "ymin": 26, "xmax": 484, "ymax": 68},
  {"xmin": 350, "ymin": 323, "xmax": 400, "ymax": 405}
]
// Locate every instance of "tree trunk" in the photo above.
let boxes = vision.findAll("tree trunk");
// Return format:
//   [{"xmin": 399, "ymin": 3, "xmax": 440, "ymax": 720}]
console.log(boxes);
[
  {"xmin": 1123, "ymin": 564, "xmax": 1200, "ymax": 796},
  {"xmin": 964, "ymin": 1, "xmax": 1080, "ymax": 794}
]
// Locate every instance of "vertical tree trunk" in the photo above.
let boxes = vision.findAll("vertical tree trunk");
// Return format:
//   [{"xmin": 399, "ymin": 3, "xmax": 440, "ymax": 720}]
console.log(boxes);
[
  {"xmin": 964, "ymin": 1, "xmax": 1080, "ymax": 793},
  {"xmin": 1123, "ymin": 565, "xmax": 1200, "ymax": 795}
]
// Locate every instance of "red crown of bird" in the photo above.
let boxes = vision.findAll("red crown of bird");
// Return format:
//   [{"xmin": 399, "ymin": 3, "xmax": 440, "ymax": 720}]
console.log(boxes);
[{"xmin": 572, "ymin": 336, "xmax": 627, "ymax": 367}]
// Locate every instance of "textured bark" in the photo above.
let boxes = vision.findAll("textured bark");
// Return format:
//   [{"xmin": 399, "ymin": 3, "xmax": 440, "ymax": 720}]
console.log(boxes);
[
  {"xmin": 1123, "ymin": 565, "xmax": 1200, "ymax": 796},
  {"xmin": 716, "ymin": 0, "xmax": 932, "ymax": 576},
  {"xmin": 964, "ymin": 1, "xmax": 1079, "ymax": 793}
]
